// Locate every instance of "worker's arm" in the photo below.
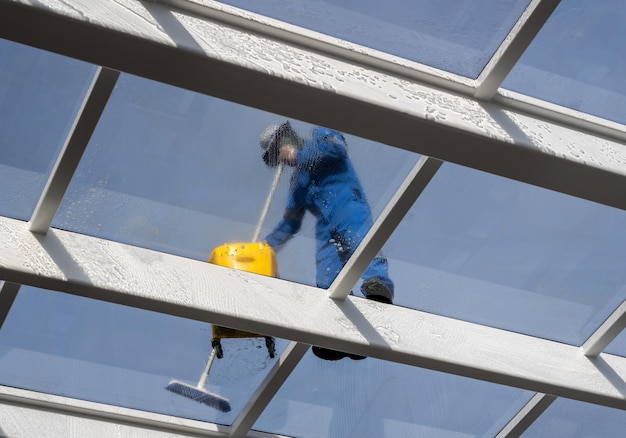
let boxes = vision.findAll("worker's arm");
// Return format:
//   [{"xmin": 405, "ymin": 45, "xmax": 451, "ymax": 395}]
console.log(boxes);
[
  {"xmin": 265, "ymin": 175, "xmax": 307, "ymax": 249},
  {"xmin": 264, "ymin": 207, "xmax": 304, "ymax": 249}
]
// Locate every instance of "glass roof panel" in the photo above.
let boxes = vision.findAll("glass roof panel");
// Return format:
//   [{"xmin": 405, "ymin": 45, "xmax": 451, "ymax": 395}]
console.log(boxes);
[
  {"xmin": 0, "ymin": 285, "xmax": 292, "ymax": 425},
  {"xmin": 53, "ymin": 72, "xmax": 419, "ymax": 291},
  {"xmin": 215, "ymin": 0, "xmax": 531, "ymax": 79},
  {"xmin": 0, "ymin": 40, "xmax": 95, "ymax": 220},
  {"xmin": 521, "ymin": 397, "xmax": 626, "ymax": 437},
  {"xmin": 254, "ymin": 352, "xmax": 533, "ymax": 437},
  {"xmin": 383, "ymin": 163, "xmax": 626, "ymax": 345},
  {"xmin": 503, "ymin": 0, "xmax": 626, "ymax": 125}
]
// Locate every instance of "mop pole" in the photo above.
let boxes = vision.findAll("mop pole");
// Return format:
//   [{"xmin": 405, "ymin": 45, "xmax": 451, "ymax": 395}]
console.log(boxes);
[
  {"xmin": 252, "ymin": 162, "xmax": 284, "ymax": 242},
  {"xmin": 197, "ymin": 348, "xmax": 217, "ymax": 389}
]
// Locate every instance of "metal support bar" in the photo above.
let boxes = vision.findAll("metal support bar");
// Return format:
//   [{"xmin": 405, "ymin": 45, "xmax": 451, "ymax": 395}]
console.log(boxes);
[
  {"xmin": 0, "ymin": 385, "xmax": 287, "ymax": 438},
  {"xmin": 0, "ymin": 281, "xmax": 20, "ymax": 329},
  {"xmin": 2, "ymin": 216, "xmax": 626, "ymax": 410},
  {"xmin": 474, "ymin": 0, "xmax": 561, "ymax": 100},
  {"xmin": 495, "ymin": 393, "xmax": 557, "ymax": 438},
  {"xmin": 583, "ymin": 296, "xmax": 626, "ymax": 357},
  {"xmin": 329, "ymin": 156, "xmax": 442, "ymax": 300},
  {"xmin": 29, "ymin": 67, "xmax": 119, "ymax": 234},
  {"xmin": 229, "ymin": 342, "xmax": 310, "ymax": 438},
  {"xmin": 1, "ymin": 1, "xmax": 625, "ymax": 210}
]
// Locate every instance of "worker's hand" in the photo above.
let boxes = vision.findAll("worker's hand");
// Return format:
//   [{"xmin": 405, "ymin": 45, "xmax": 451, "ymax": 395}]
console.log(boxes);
[{"xmin": 278, "ymin": 144, "xmax": 298, "ymax": 166}]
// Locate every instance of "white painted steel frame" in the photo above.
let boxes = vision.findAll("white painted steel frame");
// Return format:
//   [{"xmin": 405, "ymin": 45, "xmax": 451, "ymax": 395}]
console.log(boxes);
[
  {"xmin": 145, "ymin": 0, "xmax": 626, "ymax": 145},
  {"xmin": 2, "ymin": 216, "xmax": 626, "ymax": 413},
  {"xmin": 583, "ymin": 297, "xmax": 626, "ymax": 357},
  {"xmin": 495, "ymin": 393, "xmax": 557, "ymax": 438},
  {"xmin": 157, "ymin": 0, "xmax": 478, "ymax": 95},
  {"xmin": 0, "ymin": 385, "xmax": 290, "ymax": 438},
  {"xmin": 1, "ymin": 0, "xmax": 625, "ymax": 209},
  {"xmin": 474, "ymin": 0, "xmax": 561, "ymax": 100},
  {"xmin": 229, "ymin": 342, "xmax": 309, "ymax": 438},
  {"xmin": 0, "ymin": 281, "xmax": 19, "ymax": 329},
  {"xmin": 329, "ymin": 156, "xmax": 442, "ymax": 299},
  {"xmin": 0, "ymin": 1, "xmax": 624, "ymax": 438},
  {"xmin": 29, "ymin": 67, "xmax": 120, "ymax": 234}
]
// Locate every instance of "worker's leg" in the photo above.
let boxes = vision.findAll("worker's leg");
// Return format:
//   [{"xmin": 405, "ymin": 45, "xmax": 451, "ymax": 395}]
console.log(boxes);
[
  {"xmin": 332, "ymin": 224, "xmax": 394, "ymax": 303},
  {"xmin": 312, "ymin": 235, "xmax": 365, "ymax": 361},
  {"xmin": 315, "ymin": 235, "xmax": 345, "ymax": 289}
]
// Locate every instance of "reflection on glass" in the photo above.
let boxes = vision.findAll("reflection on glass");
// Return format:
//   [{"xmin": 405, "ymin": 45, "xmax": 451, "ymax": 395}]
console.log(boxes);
[
  {"xmin": 217, "ymin": 0, "xmax": 531, "ymax": 78},
  {"xmin": 0, "ymin": 39, "xmax": 95, "ymax": 220},
  {"xmin": 0, "ymin": 286, "xmax": 288, "ymax": 424},
  {"xmin": 521, "ymin": 398, "xmax": 626, "ymax": 437},
  {"xmin": 54, "ymin": 73, "xmax": 417, "ymax": 292},
  {"xmin": 384, "ymin": 163, "xmax": 626, "ymax": 345},
  {"xmin": 255, "ymin": 353, "xmax": 533, "ymax": 437},
  {"xmin": 503, "ymin": 0, "xmax": 626, "ymax": 124}
]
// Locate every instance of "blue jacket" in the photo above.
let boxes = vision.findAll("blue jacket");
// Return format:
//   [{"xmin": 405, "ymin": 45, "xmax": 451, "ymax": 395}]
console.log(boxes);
[{"xmin": 265, "ymin": 127, "xmax": 372, "ymax": 249}]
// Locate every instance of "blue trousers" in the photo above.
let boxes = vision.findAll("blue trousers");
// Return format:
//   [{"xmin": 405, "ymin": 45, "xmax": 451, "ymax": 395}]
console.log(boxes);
[{"xmin": 315, "ymin": 227, "xmax": 394, "ymax": 297}]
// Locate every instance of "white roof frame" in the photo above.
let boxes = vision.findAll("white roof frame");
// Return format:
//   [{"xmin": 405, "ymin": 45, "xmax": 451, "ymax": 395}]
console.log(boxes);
[
  {"xmin": 1, "ymin": 0, "xmax": 625, "ymax": 209},
  {"xmin": 474, "ymin": 0, "xmax": 561, "ymax": 100},
  {"xmin": 0, "ymin": 281, "xmax": 19, "ymax": 329},
  {"xmin": 1, "ymin": 215, "xmax": 626, "ymax": 412},
  {"xmin": 1, "ymin": 0, "xmax": 626, "ymax": 436},
  {"xmin": 0, "ymin": 385, "xmax": 289, "ymax": 438},
  {"xmin": 29, "ymin": 67, "xmax": 119, "ymax": 234}
]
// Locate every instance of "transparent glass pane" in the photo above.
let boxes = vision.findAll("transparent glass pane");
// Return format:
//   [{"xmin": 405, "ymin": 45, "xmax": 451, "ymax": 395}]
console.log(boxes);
[
  {"xmin": 53, "ymin": 73, "xmax": 418, "ymax": 294},
  {"xmin": 216, "ymin": 0, "xmax": 531, "ymax": 79},
  {"xmin": 384, "ymin": 163, "xmax": 626, "ymax": 345},
  {"xmin": 503, "ymin": 0, "xmax": 626, "ymax": 125},
  {"xmin": 521, "ymin": 398, "xmax": 626, "ymax": 437},
  {"xmin": 0, "ymin": 285, "xmax": 289, "ymax": 424},
  {"xmin": 255, "ymin": 353, "xmax": 533, "ymax": 437},
  {"xmin": 0, "ymin": 39, "xmax": 95, "ymax": 220}
]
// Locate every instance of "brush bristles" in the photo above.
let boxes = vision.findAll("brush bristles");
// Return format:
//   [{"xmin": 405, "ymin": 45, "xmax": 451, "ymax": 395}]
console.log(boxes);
[{"xmin": 166, "ymin": 380, "xmax": 231, "ymax": 412}]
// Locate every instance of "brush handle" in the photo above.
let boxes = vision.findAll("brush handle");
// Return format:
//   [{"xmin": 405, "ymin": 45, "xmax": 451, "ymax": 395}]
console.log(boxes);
[
  {"xmin": 252, "ymin": 162, "xmax": 284, "ymax": 242},
  {"xmin": 197, "ymin": 348, "xmax": 217, "ymax": 389}
]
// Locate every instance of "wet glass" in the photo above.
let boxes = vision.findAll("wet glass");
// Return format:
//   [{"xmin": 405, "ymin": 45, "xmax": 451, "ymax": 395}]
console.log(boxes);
[
  {"xmin": 216, "ymin": 0, "xmax": 531, "ymax": 79},
  {"xmin": 382, "ymin": 163, "xmax": 626, "ymax": 345},
  {"xmin": 0, "ymin": 40, "xmax": 95, "ymax": 220},
  {"xmin": 254, "ymin": 353, "xmax": 534, "ymax": 437},
  {"xmin": 503, "ymin": 0, "xmax": 626, "ymax": 125},
  {"xmin": 521, "ymin": 398, "xmax": 626, "ymax": 437},
  {"xmin": 0, "ymin": 285, "xmax": 290, "ymax": 424},
  {"xmin": 53, "ymin": 72, "xmax": 419, "ymax": 291}
]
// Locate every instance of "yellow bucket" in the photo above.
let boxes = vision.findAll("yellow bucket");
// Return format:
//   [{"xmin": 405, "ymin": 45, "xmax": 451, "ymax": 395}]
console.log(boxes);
[
  {"xmin": 208, "ymin": 242, "xmax": 277, "ymax": 341},
  {"xmin": 208, "ymin": 242, "xmax": 277, "ymax": 277}
]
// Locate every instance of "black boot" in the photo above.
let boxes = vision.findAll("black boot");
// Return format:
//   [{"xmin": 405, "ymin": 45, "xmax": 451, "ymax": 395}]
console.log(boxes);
[
  {"xmin": 362, "ymin": 277, "xmax": 393, "ymax": 304},
  {"xmin": 312, "ymin": 346, "xmax": 366, "ymax": 361}
]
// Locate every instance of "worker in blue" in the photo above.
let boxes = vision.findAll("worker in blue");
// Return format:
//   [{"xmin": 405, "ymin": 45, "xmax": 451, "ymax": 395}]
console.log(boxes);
[{"xmin": 260, "ymin": 121, "xmax": 394, "ymax": 361}]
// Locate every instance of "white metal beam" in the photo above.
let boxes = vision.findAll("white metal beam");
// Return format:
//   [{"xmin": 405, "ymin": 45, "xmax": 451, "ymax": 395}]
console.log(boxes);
[
  {"xmin": 229, "ymin": 341, "xmax": 309, "ymax": 438},
  {"xmin": 0, "ymin": 385, "xmax": 288, "ymax": 438},
  {"xmin": 156, "ymin": 0, "xmax": 477, "ymax": 95},
  {"xmin": 474, "ymin": 0, "xmax": 561, "ymax": 100},
  {"xmin": 495, "ymin": 393, "xmax": 557, "ymax": 438},
  {"xmin": 329, "ymin": 156, "xmax": 442, "ymax": 299},
  {"xmin": 29, "ymin": 67, "xmax": 120, "ymax": 234},
  {"xmin": 1, "ymin": 217, "xmax": 626, "ymax": 411},
  {"xmin": 0, "ymin": 281, "xmax": 19, "ymax": 329},
  {"xmin": 583, "ymin": 296, "xmax": 626, "ymax": 357},
  {"xmin": 1, "ymin": 0, "xmax": 626, "ymax": 209}
]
